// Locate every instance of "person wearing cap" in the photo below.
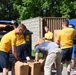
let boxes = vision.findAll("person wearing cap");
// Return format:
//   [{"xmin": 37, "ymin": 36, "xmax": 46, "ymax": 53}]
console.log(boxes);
[
  {"xmin": 0, "ymin": 24, "xmax": 26, "ymax": 75},
  {"xmin": 35, "ymin": 38, "xmax": 62, "ymax": 75}
]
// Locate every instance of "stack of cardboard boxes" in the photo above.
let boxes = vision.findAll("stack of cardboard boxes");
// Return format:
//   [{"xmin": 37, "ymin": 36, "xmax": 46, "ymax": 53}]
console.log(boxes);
[{"xmin": 12, "ymin": 60, "xmax": 44, "ymax": 75}]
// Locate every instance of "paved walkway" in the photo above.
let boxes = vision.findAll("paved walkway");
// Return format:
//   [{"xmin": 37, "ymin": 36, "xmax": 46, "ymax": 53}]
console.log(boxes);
[
  {"xmin": 52, "ymin": 66, "xmax": 76, "ymax": 75},
  {"xmin": 62, "ymin": 67, "xmax": 76, "ymax": 75}
]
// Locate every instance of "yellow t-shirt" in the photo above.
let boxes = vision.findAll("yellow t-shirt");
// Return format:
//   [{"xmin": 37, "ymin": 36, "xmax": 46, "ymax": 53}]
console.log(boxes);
[
  {"xmin": 57, "ymin": 28, "xmax": 76, "ymax": 49},
  {"xmin": 16, "ymin": 34, "xmax": 26, "ymax": 46},
  {"xmin": 0, "ymin": 30, "xmax": 17, "ymax": 52},
  {"xmin": 44, "ymin": 31, "xmax": 53, "ymax": 42}
]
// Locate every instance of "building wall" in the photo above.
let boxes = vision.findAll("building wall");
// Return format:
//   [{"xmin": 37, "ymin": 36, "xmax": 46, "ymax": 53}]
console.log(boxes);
[
  {"xmin": 21, "ymin": 17, "xmax": 42, "ymax": 49},
  {"xmin": 21, "ymin": 17, "xmax": 68, "ymax": 49}
]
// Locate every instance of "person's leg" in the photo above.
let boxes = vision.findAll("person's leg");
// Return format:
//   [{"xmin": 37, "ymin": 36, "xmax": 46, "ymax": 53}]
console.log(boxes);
[
  {"xmin": 0, "ymin": 51, "xmax": 9, "ymax": 75},
  {"xmin": 61, "ymin": 63, "xmax": 63, "ymax": 72},
  {"xmin": 23, "ymin": 44, "xmax": 31, "ymax": 60},
  {"xmin": 74, "ymin": 54, "xmax": 76, "ymax": 68},
  {"xmin": 66, "ymin": 47, "xmax": 72, "ymax": 75},
  {"xmin": 66, "ymin": 61, "xmax": 71, "ymax": 75},
  {"xmin": 17, "ymin": 45, "xmax": 24, "ymax": 61},
  {"xmin": 61, "ymin": 49, "xmax": 67, "ymax": 71},
  {"xmin": 17, "ymin": 44, "xmax": 31, "ymax": 61},
  {"xmin": 56, "ymin": 52, "xmax": 62, "ymax": 75},
  {"xmin": 73, "ymin": 44, "xmax": 76, "ymax": 68},
  {"xmin": 44, "ymin": 53, "xmax": 56, "ymax": 75},
  {"xmin": 3, "ymin": 68, "xmax": 8, "ymax": 75},
  {"xmin": 61, "ymin": 48, "xmax": 71, "ymax": 75}
]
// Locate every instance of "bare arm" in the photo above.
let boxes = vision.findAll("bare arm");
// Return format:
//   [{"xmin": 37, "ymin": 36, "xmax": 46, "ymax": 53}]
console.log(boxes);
[
  {"xmin": 11, "ymin": 45, "xmax": 19, "ymax": 61},
  {"xmin": 35, "ymin": 53, "xmax": 39, "ymax": 62}
]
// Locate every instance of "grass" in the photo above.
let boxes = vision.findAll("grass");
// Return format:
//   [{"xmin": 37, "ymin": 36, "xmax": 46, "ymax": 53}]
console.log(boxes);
[{"xmin": 31, "ymin": 50, "xmax": 43, "ymax": 59}]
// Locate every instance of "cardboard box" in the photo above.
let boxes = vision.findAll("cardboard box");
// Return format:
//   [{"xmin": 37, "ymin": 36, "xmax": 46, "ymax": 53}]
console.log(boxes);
[
  {"xmin": 39, "ymin": 59, "xmax": 44, "ymax": 72},
  {"xmin": 54, "ymin": 30, "xmax": 61, "ymax": 42},
  {"xmin": 39, "ymin": 60, "xmax": 56, "ymax": 75},
  {"xmin": 12, "ymin": 61, "xmax": 29, "ymax": 75},
  {"xmin": 39, "ymin": 59, "xmax": 44, "ymax": 75},
  {"xmin": 27, "ymin": 60, "xmax": 41, "ymax": 75}
]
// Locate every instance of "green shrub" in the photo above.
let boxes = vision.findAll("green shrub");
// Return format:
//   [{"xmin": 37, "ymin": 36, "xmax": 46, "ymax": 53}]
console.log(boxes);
[{"xmin": 31, "ymin": 50, "xmax": 43, "ymax": 58}]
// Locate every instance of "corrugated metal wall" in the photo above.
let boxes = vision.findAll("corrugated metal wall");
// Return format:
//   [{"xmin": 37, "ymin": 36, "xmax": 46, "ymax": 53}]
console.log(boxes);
[{"xmin": 42, "ymin": 17, "xmax": 68, "ymax": 37}]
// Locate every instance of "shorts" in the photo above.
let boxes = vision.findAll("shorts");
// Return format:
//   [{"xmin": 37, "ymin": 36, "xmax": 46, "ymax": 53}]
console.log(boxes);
[
  {"xmin": 61, "ymin": 47, "xmax": 72, "ymax": 63},
  {"xmin": 17, "ymin": 44, "xmax": 30, "ymax": 61},
  {"xmin": 0, "ymin": 51, "xmax": 9, "ymax": 68},
  {"xmin": 73, "ymin": 44, "xmax": 76, "ymax": 54}
]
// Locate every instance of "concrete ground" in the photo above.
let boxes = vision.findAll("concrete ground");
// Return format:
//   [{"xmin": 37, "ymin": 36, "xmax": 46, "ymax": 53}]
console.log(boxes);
[
  {"xmin": 52, "ymin": 66, "xmax": 76, "ymax": 75},
  {"xmin": 62, "ymin": 67, "xmax": 76, "ymax": 75}
]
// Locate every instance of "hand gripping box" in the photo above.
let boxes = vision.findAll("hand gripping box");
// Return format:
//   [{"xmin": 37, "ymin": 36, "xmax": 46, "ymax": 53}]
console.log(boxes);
[
  {"xmin": 12, "ymin": 61, "xmax": 29, "ymax": 75},
  {"xmin": 27, "ymin": 60, "xmax": 41, "ymax": 75}
]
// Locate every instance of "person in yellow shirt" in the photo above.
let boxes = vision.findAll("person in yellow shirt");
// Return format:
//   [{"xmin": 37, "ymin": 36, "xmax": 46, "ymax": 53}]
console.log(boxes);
[
  {"xmin": 11, "ymin": 22, "xmax": 30, "ymax": 61},
  {"xmin": 43, "ymin": 26, "xmax": 55, "ymax": 69},
  {"xmin": 43, "ymin": 26, "xmax": 53, "ymax": 42},
  {"xmin": 57, "ymin": 20, "xmax": 76, "ymax": 75},
  {"xmin": 69, "ymin": 24, "xmax": 76, "ymax": 71},
  {"xmin": 0, "ymin": 24, "xmax": 26, "ymax": 75},
  {"xmin": 16, "ymin": 34, "xmax": 30, "ymax": 61}
]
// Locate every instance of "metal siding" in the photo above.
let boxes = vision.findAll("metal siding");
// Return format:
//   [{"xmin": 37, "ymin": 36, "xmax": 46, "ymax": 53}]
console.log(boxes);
[{"xmin": 42, "ymin": 17, "xmax": 68, "ymax": 37}]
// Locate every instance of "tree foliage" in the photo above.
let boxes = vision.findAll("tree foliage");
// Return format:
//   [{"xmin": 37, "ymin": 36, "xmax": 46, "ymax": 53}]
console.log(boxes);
[
  {"xmin": 0, "ymin": 0, "xmax": 19, "ymax": 20},
  {"xmin": 0, "ymin": 0, "xmax": 76, "ymax": 23}
]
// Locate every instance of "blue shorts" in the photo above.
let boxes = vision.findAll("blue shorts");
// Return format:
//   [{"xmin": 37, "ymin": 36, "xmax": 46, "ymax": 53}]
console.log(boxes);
[
  {"xmin": 9, "ymin": 44, "xmax": 31, "ymax": 61},
  {"xmin": 0, "ymin": 51, "xmax": 9, "ymax": 68},
  {"xmin": 61, "ymin": 47, "xmax": 72, "ymax": 63},
  {"xmin": 17, "ymin": 44, "xmax": 30, "ymax": 61}
]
